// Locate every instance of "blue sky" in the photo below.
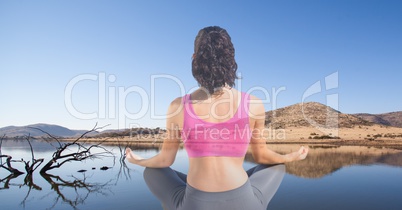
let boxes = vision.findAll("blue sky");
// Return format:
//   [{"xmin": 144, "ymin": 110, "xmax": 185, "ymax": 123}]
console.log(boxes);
[{"xmin": 1, "ymin": 0, "xmax": 401, "ymax": 130}]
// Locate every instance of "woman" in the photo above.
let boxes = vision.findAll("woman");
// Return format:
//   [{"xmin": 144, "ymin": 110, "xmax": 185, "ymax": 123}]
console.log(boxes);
[{"xmin": 126, "ymin": 26, "xmax": 308, "ymax": 210}]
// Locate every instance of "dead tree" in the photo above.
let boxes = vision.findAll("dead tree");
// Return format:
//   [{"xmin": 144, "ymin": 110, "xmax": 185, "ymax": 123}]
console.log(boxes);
[
  {"xmin": 22, "ymin": 134, "xmax": 44, "ymax": 174},
  {"xmin": 0, "ymin": 134, "xmax": 24, "ymax": 175},
  {"xmin": 26, "ymin": 124, "xmax": 114, "ymax": 174},
  {"xmin": 0, "ymin": 155, "xmax": 24, "ymax": 175}
]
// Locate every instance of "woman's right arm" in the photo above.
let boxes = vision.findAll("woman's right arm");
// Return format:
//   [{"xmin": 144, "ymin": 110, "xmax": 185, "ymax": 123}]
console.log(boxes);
[
  {"xmin": 125, "ymin": 97, "xmax": 183, "ymax": 168},
  {"xmin": 249, "ymin": 97, "xmax": 308, "ymax": 164}
]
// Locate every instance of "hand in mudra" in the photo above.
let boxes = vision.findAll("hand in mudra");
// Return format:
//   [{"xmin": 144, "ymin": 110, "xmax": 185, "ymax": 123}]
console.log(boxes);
[
  {"xmin": 289, "ymin": 146, "xmax": 309, "ymax": 162},
  {"xmin": 125, "ymin": 148, "xmax": 144, "ymax": 164}
]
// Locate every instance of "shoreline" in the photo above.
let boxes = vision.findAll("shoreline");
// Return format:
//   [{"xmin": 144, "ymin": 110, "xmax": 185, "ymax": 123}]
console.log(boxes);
[
  {"xmin": 56, "ymin": 137, "xmax": 402, "ymax": 148},
  {"xmin": 5, "ymin": 124, "xmax": 402, "ymax": 148},
  {"xmin": 73, "ymin": 124, "xmax": 402, "ymax": 147}
]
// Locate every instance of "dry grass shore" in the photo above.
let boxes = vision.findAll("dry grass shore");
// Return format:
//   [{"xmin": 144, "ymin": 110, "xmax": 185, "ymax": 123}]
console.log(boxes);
[
  {"xmin": 61, "ymin": 124, "xmax": 402, "ymax": 147},
  {"xmin": 264, "ymin": 124, "xmax": 402, "ymax": 146}
]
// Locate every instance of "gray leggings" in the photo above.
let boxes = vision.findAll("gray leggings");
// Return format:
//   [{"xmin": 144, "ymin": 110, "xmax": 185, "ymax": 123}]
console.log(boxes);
[{"xmin": 143, "ymin": 164, "xmax": 285, "ymax": 210}]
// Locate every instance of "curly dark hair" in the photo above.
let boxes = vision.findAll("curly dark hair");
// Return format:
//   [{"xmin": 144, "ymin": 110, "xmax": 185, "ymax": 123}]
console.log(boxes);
[{"xmin": 192, "ymin": 26, "xmax": 239, "ymax": 94}]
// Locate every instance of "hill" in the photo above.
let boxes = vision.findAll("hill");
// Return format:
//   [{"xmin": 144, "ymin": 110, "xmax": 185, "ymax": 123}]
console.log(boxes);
[
  {"xmin": 354, "ymin": 112, "xmax": 402, "ymax": 128},
  {"xmin": 0, "ymin": 123, "xmax": 95, "ymax": 138},
  {"xmin": 265, "ymin": 102, "xmax": 372, "ymax": 129}
]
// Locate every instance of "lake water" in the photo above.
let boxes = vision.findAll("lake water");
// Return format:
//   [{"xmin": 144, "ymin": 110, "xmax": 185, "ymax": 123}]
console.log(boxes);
[{"xmin": 1, "ymin": 140, "xmax": 402, "ymax": 210}]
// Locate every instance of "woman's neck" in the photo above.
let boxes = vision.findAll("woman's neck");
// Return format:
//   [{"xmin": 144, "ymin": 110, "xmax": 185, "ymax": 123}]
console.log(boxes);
[{"xmin": 193, "ymin": 86, "xmax": 235, "ymax": 101}]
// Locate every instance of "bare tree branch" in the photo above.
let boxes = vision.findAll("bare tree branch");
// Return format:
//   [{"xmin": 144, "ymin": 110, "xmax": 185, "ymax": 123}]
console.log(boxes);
[
  {"xmin": 0, "ymin": 135, "xmax": 26, "ymax": 175},
  {"xmin": 27, "ymin": 126, "xmax": 62, "ymax": 148},
  {"xmin": 0, "ymin": 155, "xmax": 24, "ymax": 175},
  {"xmin": 37, "ymin": 124, "xmax": 114, "ymax": 174},
  {"xmin": 22, "ymin": 134, "xmax": 44, "ymax": 174},
  {"xmin": 0, "ymin": 134, "xmax": 5, "ymax": 165}
]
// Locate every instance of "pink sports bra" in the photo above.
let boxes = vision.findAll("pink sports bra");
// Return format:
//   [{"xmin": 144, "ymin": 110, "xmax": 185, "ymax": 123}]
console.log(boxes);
[{"xmin": 181, "ymin": 92, "xmax": 251, "ymax": 157}]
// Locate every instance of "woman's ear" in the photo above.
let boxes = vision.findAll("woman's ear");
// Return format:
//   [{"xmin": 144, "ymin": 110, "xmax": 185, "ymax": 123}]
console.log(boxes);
[{"xmin": 192, "ymin": 53, "xmax": 195, "ymax": 60}]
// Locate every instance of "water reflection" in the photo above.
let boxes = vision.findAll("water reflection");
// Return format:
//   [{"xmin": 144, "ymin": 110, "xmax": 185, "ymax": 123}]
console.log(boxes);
[
  {"xmin": 40, "ymin": 173, "xmax": 113, "ymax": 209},
  {"xmin": 0, "ymin": 173, "xmax": 22, "ymax": 190},
  {"xmin": 246, "ymin": 144, "xmax": 402, "ymax": 178},
  {"xmin": 1, "ymin": 171, "xmax": 115, "ymax": 209},
  {"xmin": 0, "ymin": 139, "xmax": 127, "ymax": 210}
]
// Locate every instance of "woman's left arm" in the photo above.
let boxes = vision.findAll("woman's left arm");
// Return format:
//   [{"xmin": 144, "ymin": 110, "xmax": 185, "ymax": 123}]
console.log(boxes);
[{"xmin": 125, "ymin": 97, "xmax": 182, "ymax": 168}]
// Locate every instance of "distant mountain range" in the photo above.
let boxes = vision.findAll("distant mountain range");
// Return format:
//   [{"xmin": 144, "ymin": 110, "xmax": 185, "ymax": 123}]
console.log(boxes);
[
  {"xmin": 1, "ymin": 102, "xmax": 401, "ymax": 138},
  {"xmin": 354, "ymin": 112, "xmax": 402, "ymax": 128},
  {"xmin": 0, "ymin": 123, "xmax": 94, "ymax": 138}
]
